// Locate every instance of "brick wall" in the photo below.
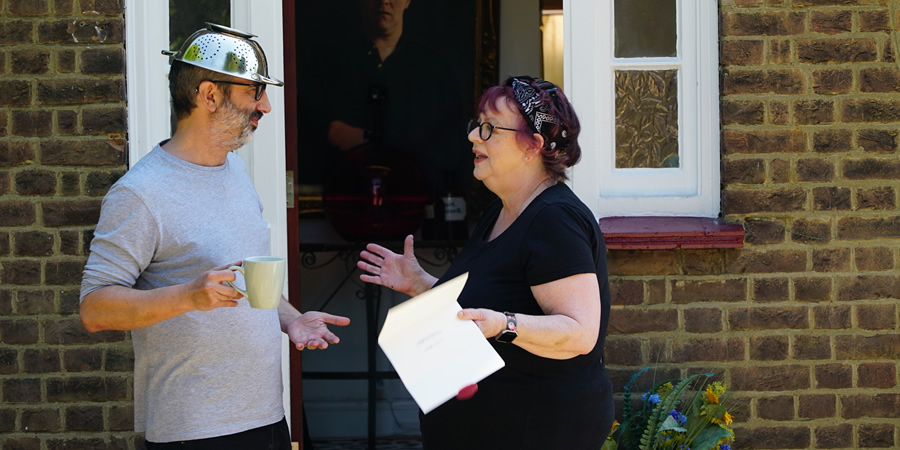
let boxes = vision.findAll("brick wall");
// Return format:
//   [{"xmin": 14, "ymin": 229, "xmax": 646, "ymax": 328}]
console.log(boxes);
[
  {"xmin": 0, "ymin": 0, "xmax": 136, "ymax": 449},
  {"xmin": 604, "ymin": 1, "xmax": 899, "ymax": 449},
  {"xmin": 4, "ymin": 0, "xmax": 899, "ymax": 449}
]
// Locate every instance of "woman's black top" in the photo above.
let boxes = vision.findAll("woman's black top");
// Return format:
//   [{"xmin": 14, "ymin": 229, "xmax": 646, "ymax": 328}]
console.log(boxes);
[{"xmin": 419, "ymin": 183, "xmax": 614, "ymax": 450}]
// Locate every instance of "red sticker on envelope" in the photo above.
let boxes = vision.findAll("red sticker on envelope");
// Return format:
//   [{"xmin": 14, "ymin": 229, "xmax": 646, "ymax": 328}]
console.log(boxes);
[{"xmin": 456, "ymin": 383, "xmax": 478, "ymax": 400}]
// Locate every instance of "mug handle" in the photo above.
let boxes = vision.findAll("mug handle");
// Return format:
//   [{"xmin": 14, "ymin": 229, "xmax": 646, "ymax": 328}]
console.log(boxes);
[{"xmin": 225, "ymin": 265, "xmax": 247, "ymax": 297}]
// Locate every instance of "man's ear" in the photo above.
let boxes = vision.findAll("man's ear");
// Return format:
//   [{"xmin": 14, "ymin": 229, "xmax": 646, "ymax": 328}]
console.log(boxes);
[{"xmin": 195, "ymin": 80, "xmax": 220, "ymax": 113}]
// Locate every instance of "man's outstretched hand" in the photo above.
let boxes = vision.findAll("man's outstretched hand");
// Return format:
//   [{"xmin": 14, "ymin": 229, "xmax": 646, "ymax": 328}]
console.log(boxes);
[{"xmin": 285, "ymin": 311, "xmax": 351, "ymax": 351}]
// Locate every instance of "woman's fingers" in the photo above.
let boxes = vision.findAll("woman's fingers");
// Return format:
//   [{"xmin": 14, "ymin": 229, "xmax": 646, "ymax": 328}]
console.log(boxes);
[
  {"xmin": 403, "ymin": 234, "xmax": 416, "ymax": 257},
  {"xmin": 356, "ymin": 260, "xmax": 378, "ymax": 274}
]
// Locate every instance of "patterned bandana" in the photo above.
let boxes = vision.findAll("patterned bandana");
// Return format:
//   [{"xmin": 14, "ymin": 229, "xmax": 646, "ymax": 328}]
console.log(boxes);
[{"xmin": 506, "ymin": 77, "xmax": 568, "ymax": 151}]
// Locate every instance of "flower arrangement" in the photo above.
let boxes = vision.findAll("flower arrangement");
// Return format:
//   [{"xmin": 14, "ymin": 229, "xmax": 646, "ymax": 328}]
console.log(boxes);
[{"xmin": 602, "ymin": 367, "xmax": 735, "ymax": 450}]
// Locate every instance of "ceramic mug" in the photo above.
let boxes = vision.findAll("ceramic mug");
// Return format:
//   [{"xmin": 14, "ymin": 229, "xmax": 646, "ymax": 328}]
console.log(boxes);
[{"xmin": 226, "ymin": 256, "xmax": 285, "ymax": 309}]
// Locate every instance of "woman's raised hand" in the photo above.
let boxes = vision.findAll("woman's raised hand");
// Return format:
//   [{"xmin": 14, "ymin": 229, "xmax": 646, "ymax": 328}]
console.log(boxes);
[{"xmin": 358, "ymin": 234, "xmax": 437, "ymax": 297}]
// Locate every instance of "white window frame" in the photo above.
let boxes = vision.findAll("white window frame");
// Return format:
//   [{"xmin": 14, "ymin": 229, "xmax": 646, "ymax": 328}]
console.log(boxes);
[
  {"xmin": 123, "ymin": 0, "xmax": 292, "ymax": 423},
  {"xmin": 565, "ymin": 0, "xmax": 720, "ymax": 218}
]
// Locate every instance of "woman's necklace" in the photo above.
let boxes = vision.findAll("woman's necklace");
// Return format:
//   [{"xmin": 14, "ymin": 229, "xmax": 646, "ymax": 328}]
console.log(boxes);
[{"xmin": 525, "ymin": 176, "xmax": 553, "ymax": 204}]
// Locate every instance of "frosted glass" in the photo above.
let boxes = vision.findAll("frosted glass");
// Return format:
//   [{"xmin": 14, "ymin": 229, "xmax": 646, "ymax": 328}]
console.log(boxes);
[{"xmin": 615, "ymin": 70, "xmax": 679, "ymax": 169}]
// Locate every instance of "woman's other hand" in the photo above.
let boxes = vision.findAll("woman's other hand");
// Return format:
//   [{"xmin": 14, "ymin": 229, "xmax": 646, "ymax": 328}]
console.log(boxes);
[
  {"xmin": 457, "ymin": 308, "xmax": 506, "ymax": 339},
  {"xmin": 458, "ymin": 274, "xmax": 602, "ymax": 359},
  {"xmin": 358, "ymin": 235, "xmax": 437, "ymax": 297}
]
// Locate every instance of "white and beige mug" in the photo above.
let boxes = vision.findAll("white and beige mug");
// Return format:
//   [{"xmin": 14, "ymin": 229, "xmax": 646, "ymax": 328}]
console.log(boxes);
[{"xmin": 226, "ymin": 256, "xmax": 285, "ymax": 309}]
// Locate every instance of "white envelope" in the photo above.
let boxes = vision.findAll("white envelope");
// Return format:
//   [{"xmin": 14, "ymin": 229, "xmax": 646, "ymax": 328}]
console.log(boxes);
[{"xmin": 377, "ymin": 272, "xmax": 505, "ymax": 414}]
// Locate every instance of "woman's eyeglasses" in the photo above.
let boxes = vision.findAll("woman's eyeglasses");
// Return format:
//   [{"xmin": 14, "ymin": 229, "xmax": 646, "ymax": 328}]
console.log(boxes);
[
  {"xmin": 467, "ymin": 119, "xmax": 518, "ymax": 141},
  {"xmin": 204, "ymin": 80, "xmax": 267, "ymax": 101}
]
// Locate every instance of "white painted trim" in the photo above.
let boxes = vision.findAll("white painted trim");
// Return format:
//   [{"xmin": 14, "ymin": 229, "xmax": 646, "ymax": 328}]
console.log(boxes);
[
  {"xmin": 567, "ymin": 0, "xmax": 720, "ymax": 218},
  {"xmin": 231, "ymin": 0, "xmax": 291, "ymax": 425},
  {"xmin": 124, "ymin": 0, "xmax": 171, "ymax": 163},
  {"xmin": 565, "ymin": 0, "xmax": 602, "ymax": 220}
]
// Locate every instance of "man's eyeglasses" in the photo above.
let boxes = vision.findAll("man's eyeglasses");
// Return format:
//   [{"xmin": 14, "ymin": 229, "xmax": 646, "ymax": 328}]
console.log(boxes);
[
  {"xmin": 204, "ymin": 80, "xmax": 267, "ymax": 101},
  {"xmin": 467, "ymin": 119, "xmax": 518, "ymax": 141}
]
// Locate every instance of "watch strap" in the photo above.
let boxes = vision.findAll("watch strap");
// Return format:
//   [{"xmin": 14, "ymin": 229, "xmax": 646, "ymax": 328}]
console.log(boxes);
[{"xmin": 495, "ymin": 311, "xmax": 518, "ymax": 343}]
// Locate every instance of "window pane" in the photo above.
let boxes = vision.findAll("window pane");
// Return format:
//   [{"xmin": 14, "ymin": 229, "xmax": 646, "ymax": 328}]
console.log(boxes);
[
  {"xmin": 614, "ymin": 0, "xmax": 676, "ymax": 58},
  {"xmin": 169, "ymin": 0, "xmax": 231, "ymax": 52},
  {"xmin": 615, "ymin": 70, "xmax": 679, "ymax": 169}
]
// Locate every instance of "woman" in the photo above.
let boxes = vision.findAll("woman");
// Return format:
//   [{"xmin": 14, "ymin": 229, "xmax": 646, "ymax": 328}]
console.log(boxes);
[{"xmin": 358, "ymin": 76, "xmax": 613, "ymax": 449}]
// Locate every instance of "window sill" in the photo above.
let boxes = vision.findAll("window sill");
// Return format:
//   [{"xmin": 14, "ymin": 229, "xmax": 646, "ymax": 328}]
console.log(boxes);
[{"xmin": 598, "ymin": 216, "xmax": 745, "ymax": 250}]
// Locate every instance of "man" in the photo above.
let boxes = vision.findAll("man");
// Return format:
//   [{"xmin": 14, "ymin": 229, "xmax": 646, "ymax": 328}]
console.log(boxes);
[
  {"xmin": 326, "ymin": 0, "xmax": 412, "ymax": 150},
  {"xmin": 316, "ymin": 0, "xmax": 471, "ymax": 193},
  {"xmin": 80, "ymin": 24, "xmax": 349, "ymax": 449}
]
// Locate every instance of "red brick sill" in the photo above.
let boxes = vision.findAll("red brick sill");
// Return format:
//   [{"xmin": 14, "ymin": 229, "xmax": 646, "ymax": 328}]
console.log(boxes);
[{"xmin": 598, "ymin": 216, "xmax": 745, "ymax": 250}]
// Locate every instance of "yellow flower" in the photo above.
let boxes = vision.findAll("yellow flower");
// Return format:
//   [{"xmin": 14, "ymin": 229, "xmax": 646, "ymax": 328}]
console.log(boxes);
[
  {"xmin": 705, "ymin": 386, "xmax": 719, "ymax": 405},
  {"xmin": 711, "ymin": 411, "xmax": 734, "ymax": 426}
]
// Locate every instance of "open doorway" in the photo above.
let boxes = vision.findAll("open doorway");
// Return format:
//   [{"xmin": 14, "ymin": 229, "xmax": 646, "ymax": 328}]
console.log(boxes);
[
  {"xmin": 282, "ymin": 0, "xmax": 501, "ymax": 445},
  {"xmin": 283, "ymin": 0, "xmax": 576, "ymax": 445}
]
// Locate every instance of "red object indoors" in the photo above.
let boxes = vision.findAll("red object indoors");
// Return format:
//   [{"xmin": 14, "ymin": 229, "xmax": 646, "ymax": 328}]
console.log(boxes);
[{"xmin": 323, "ymin": 147, "xmax": 428, "ymax": 242}]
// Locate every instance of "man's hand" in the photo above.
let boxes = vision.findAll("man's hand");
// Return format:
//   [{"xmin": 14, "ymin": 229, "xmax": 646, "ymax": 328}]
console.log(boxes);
[
  {"xmin": 327, "ymin": 120, "xmax": 366, "ymax": 151},
  {"xmin": 285, "ymin": 311, "xmax": 351, "ymax": 351},
  {"xmin": 184, "ymin": 262, "xmax": 243, "ymax": 311}
]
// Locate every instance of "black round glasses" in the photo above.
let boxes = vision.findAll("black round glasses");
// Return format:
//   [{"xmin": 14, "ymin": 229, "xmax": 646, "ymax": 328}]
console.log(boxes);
[
  {"xmin": 467, "ymin": 119, "xmax": 518, "ymax": 141},
  {"xmin": 204, "ymin": 80, "xmax": 267, "ymax": 101}
]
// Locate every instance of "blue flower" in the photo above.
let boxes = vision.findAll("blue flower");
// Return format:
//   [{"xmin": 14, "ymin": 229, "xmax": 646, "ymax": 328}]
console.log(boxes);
[
  {"xmin": 642, "ymin": 392, "xmax": 661, "ymax": 404},
  {"xmin": 669, "ymin": 409, "xmax": 687, "ymax": 426},
  {"xmin": 717, "ymin": 445, "xmax": 731, "ymax": 450}
]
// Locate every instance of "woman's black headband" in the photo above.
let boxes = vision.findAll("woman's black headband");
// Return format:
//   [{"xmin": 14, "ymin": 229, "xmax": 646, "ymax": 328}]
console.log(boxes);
[{"xmin": 506, "ymin": 76, "xmax": 568, "ymax": 151}]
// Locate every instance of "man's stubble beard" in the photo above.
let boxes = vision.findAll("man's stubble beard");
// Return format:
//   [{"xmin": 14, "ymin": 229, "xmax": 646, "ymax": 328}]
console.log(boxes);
[{"xmin": 212, "ymin": 95, "xmax": 256, "ymax": 152}]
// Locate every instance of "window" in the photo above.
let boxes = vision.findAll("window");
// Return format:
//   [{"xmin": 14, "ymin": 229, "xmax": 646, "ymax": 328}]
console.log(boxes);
[{"xmin": 566, "ymin": 0, "xmax": 720, "ymax": 218}]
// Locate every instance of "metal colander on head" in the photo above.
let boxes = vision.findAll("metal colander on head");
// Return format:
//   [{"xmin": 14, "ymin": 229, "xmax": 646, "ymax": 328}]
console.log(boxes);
[{"xmin": 162, "ymin": 23, "xmax": 284, "ymax": 87}]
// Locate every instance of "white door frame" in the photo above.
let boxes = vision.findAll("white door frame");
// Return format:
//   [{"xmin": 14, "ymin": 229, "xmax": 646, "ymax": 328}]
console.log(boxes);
[{"xmin": 123, "ymin": 0, "xmax": 292, "ymax": 426}]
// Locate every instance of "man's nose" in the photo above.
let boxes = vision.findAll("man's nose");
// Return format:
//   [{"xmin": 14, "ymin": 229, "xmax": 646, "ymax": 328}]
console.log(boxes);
[{"xmin": 257, "ymin": 91, "xmax": 272, "ymax": 114}]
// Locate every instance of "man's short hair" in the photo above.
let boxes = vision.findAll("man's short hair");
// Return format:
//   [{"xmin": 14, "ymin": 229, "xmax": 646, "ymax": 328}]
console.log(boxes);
[{"xmin": 169, "ymin": 61, "xmax": 232, "ymax": 120}]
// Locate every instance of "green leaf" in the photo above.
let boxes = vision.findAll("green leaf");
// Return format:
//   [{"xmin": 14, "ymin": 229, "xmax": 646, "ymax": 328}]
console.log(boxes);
[
  {"xmin": 601, "ymin": 437, "xmax": 618, "ymax": 450},
  {"xmin": 639, "ymin": 373, "xmax": 713, "ymax": 450},
  {"xmin": 703, "ymin": 404, "xmax": 728, "ymax": 420},
  {"xmin": 658, "ymin": 415, "xmax": 687, "ymax": 433}
]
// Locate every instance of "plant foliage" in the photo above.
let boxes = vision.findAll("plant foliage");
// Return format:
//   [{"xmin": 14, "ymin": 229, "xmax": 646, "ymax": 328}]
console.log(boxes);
[{"xmin": 603, "ymin": 367, "xmax": 735, "ymax": 450}]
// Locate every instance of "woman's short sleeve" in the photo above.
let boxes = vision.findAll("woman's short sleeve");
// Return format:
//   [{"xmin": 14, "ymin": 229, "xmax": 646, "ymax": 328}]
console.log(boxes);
[{"xmin": 523, "ymin": 203, "xmax": 598, "ymax": 286}]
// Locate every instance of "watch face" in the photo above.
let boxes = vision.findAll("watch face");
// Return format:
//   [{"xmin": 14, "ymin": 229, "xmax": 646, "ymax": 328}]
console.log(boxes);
[{"xmin": 495, "ymin": 330, "xmax": 517, "ymax": 343}]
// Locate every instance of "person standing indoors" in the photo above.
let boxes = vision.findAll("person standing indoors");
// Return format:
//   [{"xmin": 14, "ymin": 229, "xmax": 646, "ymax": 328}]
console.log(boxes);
[
  {"xmin": 319, "ymin": 0, "xmax": 470, "ymax": 192},
  {"xmin": 80, "ymin": 24, "xmax": 350, "ymax": 449},
  {"xmin": 358, "ymin": 76, "xmax": 614, "ymax": 449}
]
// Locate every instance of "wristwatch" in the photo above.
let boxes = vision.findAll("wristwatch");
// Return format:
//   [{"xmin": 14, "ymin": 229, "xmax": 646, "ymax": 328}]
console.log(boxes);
[{"xmin": 495, "ymin": 312, "xmax": 518, "ymax": 343}]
